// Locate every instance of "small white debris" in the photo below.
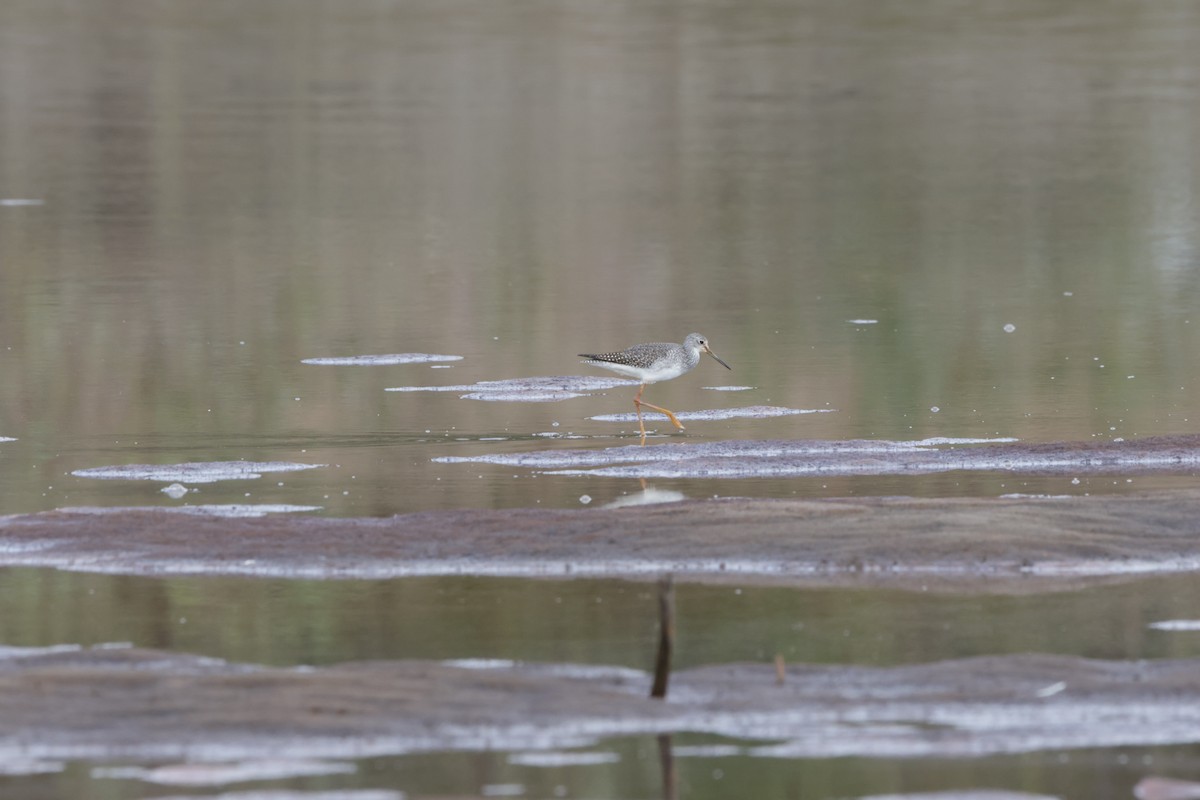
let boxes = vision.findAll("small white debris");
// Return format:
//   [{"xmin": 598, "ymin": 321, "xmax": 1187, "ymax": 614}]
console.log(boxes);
[
  {"xmin": 672, "ymin": 744, "xmax": 743, "ymax": 758},
  {"xmin": 161, "ymin": 483, "xmax": 188, "ymax": 499},
  {"xmin": 1149, "ymin": 619, "xmax": 1200, "ymax": 631},
  {"xmin": 508, "ymin": 751, "xmax": 621, "ymax": 767},
  {"xmin": 1003, "ymin": 323, "xmax": 1016, "ymax": 333},
  {"xmin": 579, "ymin": 494, "xmax": 592, "ymax": 505}
]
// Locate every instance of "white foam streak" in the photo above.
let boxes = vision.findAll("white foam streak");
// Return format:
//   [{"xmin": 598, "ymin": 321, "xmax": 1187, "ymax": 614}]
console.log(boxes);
[
  {"xmin": 0, "ymin": 644, "xmax": 83, "ymax": 660},
  {"xmin": 858, "ymin": 792, "xmax": 1056, "ymax": 800},
  {"xmin": 440, "ymin": 440, "xmax": 888, "ymax": 466},
  {"xmin": 92, "ymin": 759, "xmax": 358, "ymax": 786},
  {"xmin": 589, "ymin": 406, "xmax": 830, "ymax": 422},
  {"xmin": 7, "ymin": 553, "xmax": 1197, "ymax": 582},
  {"xmin": 0, "ymin": 758, "xmax": 64, "ymax": 775},
  {"xmin": 462, "ymin": 391, "xmax": 587, "ymax": 402},
  {"xmin": 387, "ymin": 376, "xmax": 635, "ymax": 401},
  {"xmin": 72, "ymin": 461, "xmax": 325, "ymax": 483},
  {"xmin": 55, "ymin": 505, "xmax": 322, "ymax": 518},
  {"xmin": 303, "ymin": 354, "xmax": 462, "ymax": 365},
  {"xmin": 153, "ymin": 792, "xmax": 401, "ymax": 800}
]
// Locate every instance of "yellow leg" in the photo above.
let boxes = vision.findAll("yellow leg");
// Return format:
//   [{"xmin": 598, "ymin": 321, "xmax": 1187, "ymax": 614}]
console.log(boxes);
[
  {"xmin": 639, "ymin": 400, "xmax": 685, "ymax": 431},
  {"xmin": 634, "ymin": 384, "xmax": 648, "ymax": 445},
  {"xmin": 633, "ymin": 385, "xmax": 685, "ymax": 446}
]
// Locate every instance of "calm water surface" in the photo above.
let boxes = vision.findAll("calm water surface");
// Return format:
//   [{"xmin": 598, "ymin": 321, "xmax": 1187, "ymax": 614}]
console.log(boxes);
[
  {"xmin": 11, "ymin": 742, "xmax": 1196, "ymax": 800},
  {"xmin": 2, "ymin": 0, "xmax": 1200, "ymax": 515},
  {"xmin": 3, "ymin": 1, "xmax": 1200, "ymax": 797},
  {"xmin": 5, "ymin": 568, "xmax": 1200, "ymax": 798},
  {"xmin": 6, "ymin": 570, "xmax": 1200, "ymax": 670}
]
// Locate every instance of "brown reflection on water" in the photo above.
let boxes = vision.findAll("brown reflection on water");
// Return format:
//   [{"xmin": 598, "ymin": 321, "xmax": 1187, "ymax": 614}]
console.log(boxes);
[{"xmin": 1, "ymin": 1, "xmax": 1200, "ymax": 515}]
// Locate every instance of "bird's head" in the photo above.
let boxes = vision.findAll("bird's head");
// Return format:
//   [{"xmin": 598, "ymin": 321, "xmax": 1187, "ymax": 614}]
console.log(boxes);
[{"xmin": 685, "ymin": 333, "xmax": 731, "ymax": 370}]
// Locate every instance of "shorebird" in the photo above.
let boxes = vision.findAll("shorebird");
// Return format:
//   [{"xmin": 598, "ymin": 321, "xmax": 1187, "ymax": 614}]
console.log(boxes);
[{"xmin": 580, "ymin": 333, "xmax": 731, "ymax": 445}]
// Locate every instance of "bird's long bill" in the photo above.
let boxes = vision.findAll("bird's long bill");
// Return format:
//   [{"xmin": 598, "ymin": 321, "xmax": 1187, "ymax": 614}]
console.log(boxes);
[{"xmin": 704, "ymin": 344, "xmax": 732, "ymax": 370}]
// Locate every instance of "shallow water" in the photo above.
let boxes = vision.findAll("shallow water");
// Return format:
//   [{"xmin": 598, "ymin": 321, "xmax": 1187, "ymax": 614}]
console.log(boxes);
[
  {"xmin": 7, "ymin": 740, "xmax": 1193, "ymax": 800},
  {"xmin": 3, "ymin": 0, "xmax": 1200, "ymax": 517},
  {"xmin": 5, "ymin": 570, "xmax": 1200, "ymax": 797},
  {"xmin": 3, "ymin": 0, "xmax": 1200, "ymax": 797},
  {"xmin": 6, "ymin": 570, "xmax": 1200, "ymax": 670}
]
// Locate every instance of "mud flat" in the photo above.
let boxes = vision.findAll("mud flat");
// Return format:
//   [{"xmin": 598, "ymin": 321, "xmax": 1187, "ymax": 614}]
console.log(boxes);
[
  {"xmin": 3, "ymin": 645, "xmax": 1200, "ymax": 764},
  {"xmin": 5, "ymin": 489, "xmax": 1200, "ymax": 590}
]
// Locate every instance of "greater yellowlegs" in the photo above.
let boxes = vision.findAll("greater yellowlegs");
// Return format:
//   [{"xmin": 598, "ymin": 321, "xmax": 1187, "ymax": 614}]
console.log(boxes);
[{"xmin": 580, "ymin": 333, "xmax": 731, "ymax": 445}]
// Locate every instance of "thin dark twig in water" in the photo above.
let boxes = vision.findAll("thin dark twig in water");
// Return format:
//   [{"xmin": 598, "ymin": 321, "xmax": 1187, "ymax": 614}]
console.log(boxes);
[
  {"xmin": 651, "ymin": 574, "xmax": 674, "ymax": 699},
  {"xmin": 657, "ymin": 734, "xmax": 677, "ymax": 800}
]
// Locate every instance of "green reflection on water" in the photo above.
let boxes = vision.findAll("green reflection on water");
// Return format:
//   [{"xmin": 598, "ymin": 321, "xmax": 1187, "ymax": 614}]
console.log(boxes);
[
  {"xmin": 1, "ymin": 739, "xmax": 1192, "ymax": 799},
  {"xmin": 1, "ymin": 0, "xmax": 1200, "ymax": 515},
  {"xmin": 2, "ymin": 0, "xmax": 1200, "ymax": 796},
  {"xmin": 6, "ymin": 569, "xmax": 1200, "ymax": 669}
]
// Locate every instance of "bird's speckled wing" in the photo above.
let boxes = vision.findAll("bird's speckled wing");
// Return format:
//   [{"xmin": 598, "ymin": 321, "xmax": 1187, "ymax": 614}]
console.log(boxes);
[{"xmin": 578, "ymin": 342, "xmax": 674, "ymax": 370}]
